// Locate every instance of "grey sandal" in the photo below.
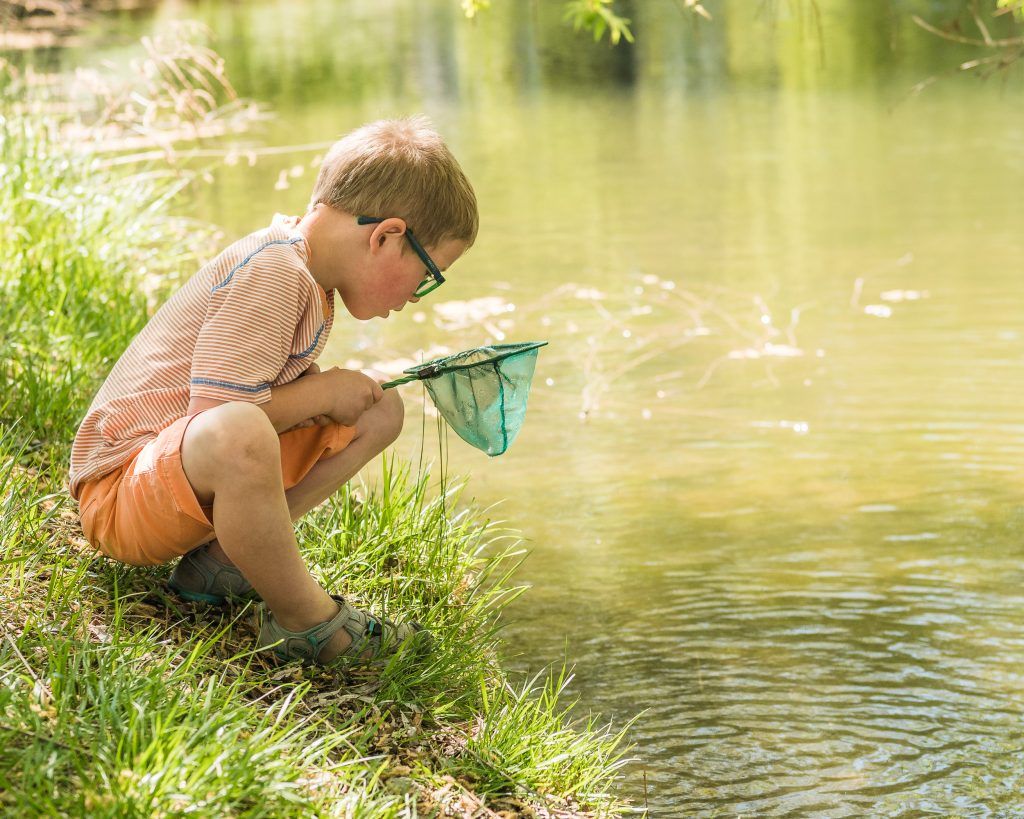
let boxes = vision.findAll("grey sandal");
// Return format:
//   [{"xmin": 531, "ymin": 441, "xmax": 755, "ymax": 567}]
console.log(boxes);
[
  {"xmin": 257, "ymin": 594, "xmax": 428, "ymax": 665},
  {"xmin": 167, "ymin": 542, "xmax": 260, "ymax": 605}
]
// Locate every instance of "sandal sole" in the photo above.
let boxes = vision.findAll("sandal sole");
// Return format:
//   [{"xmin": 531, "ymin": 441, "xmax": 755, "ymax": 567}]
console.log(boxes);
[{"xmin": 167, "ymin": 579, "xmax": 260, "ymax": 605}]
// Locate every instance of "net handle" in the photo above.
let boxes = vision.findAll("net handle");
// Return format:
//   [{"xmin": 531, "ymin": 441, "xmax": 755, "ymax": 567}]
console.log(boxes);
[
  {"xmin": 381, "ymin": 374, "xmax": 416, "ymax": 390},
  {"xmin": 380, "ymin": 341, "xmax": 549, "ymax": 389},
  {"xmin": 381, "ymin": 363, "xmax": 442, "ymax": 390}
]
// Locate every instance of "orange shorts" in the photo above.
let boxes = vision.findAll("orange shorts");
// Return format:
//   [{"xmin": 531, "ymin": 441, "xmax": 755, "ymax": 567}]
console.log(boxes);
[{"xmin": 77, "ymin": 411, "xmax": 356, "ymax": 567}]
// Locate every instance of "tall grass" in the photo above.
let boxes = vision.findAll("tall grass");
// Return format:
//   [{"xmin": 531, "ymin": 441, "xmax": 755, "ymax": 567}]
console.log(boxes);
[
  {"xmin": 0, "ymin": 113, "xmax": 199, "ymax": 465},
  {"xmin": 0, "ymin": 37, "xmax": 635, "ymax": 817}
]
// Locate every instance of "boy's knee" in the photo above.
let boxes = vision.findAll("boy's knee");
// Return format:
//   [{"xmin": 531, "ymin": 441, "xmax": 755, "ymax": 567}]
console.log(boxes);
[
  {"xmin": 379, "ymin": 388, "xmax": 405, "ymax": 444},
  {"xmin": 188, "ymin": 401, "xmax": 280, "ymax": 471},
  {"xmin": 359, "ymin": 389, "xmax": 404, "ymax": 449}
]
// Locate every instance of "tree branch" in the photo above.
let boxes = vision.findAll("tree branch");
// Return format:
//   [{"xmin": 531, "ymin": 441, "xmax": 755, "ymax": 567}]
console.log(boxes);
[{"xmin": 912, "ymin": 13, "xmax": 1024, "ymax": 47}]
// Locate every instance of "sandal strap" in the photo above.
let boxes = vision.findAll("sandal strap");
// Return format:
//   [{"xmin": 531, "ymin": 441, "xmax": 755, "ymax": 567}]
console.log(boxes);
[
  {"xmin": 264, "ymin": 595, "xmax": 421, "ymax": 664},
  {"xmin": 331, "ymin": 600, "xmax": 420, "ymax": 661},
  {"xmin": 191, "ymin": 545, "xmax": 252, "ymax": 590},
  {"xmin": 169, "ymin": 543, "xmax": 255, "ymax": 603}
]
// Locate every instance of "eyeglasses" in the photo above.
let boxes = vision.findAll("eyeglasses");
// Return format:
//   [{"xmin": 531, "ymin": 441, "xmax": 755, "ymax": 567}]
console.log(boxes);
[{"xmin": 356, "ymin": 215, "xmax": 445, "ymax": 298}]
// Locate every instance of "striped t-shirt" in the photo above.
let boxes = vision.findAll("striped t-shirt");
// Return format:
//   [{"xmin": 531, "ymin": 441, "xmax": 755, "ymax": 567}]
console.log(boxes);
[{"xmin": 68, "ymin": 213, "xmax": 334, "ymax": 499}]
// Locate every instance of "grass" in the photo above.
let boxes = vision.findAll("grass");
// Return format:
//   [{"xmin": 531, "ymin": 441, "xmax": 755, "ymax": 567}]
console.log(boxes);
[{"xmin": 0, "ymin": 39, "xmax": 636, "ymax": 818}]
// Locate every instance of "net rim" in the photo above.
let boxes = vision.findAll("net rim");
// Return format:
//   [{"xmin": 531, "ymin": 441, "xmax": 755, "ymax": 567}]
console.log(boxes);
[{"xmin": 402, "ymin": 341, "xmax": 548, "ymax": 379}]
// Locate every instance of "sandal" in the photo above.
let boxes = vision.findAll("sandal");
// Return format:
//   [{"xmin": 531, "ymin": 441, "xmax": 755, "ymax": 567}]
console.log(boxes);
[
  {"xmin": 257, "ymin": 594, "xmax": 429, "ymax": 665},
  {"xmin": 167, "ymin": 542, "xmax": 260, "ymax": 605}
]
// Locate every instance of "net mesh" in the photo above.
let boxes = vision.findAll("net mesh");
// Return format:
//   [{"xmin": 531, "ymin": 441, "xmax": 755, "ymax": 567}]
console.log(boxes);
[{"xmin": 405, "ymin": 342, "xmax": 545, "ymax": 456}]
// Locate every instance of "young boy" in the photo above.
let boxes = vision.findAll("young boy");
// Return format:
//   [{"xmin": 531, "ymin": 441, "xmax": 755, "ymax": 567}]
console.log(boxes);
[{"xmin": 67, "ymin": 116, "xmax": 477, "ymax": 666}]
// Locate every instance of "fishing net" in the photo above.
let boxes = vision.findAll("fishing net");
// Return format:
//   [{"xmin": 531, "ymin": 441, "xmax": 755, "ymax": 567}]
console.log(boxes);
[{"xmin": 382, "ymin": 341, "xmax": 547, "ymax": 456}]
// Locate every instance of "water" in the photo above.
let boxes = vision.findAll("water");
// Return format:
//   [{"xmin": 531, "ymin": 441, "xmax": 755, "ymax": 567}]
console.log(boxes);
[{"xmin": 23, "ymin": 0, "xmax": 1024, "ymax": 813}]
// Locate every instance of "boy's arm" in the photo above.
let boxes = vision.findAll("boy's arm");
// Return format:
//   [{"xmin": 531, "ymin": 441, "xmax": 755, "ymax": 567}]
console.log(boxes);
[
  {"xmin": 187, "ymin": 371, "xmax": 331, "ymax": 434},
  {"xmin": 187, "ymin": 244, "xmax": 330, "ymax": 432}
]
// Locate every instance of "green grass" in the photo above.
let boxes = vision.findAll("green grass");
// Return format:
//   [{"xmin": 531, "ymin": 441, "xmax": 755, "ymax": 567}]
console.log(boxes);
[{"xmin": 0, "ymin": 53, "xmax": 635, "ymax": 817}]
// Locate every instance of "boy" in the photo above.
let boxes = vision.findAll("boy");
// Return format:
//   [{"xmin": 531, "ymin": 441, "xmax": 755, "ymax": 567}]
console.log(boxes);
[{"xmin": 67, "ymin": 116, "xmax": 477, "ymax": 666}]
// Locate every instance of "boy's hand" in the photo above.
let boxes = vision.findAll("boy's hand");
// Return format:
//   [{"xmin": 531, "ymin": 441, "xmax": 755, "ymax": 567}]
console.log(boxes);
[{"xmin": 320, "ymin": 366, "xmax": 384, "ymax": 426}]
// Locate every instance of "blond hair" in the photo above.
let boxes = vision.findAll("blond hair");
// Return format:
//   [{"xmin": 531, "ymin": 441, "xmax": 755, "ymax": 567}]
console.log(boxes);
[{"xmin": 309, "ymin": 115, "xmax": 478, "ymax": 250}]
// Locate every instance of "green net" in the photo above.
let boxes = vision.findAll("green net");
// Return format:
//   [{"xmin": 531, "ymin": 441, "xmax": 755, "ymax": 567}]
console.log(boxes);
[{"xmin": 382, "ymin": 341, "xmax": 547, "ymax": 456}]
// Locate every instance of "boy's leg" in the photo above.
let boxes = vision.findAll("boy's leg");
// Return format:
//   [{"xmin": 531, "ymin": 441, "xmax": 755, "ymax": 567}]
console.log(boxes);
[
  {"xmin": 180, "ymin": 394, "xmax": 403, "ymax": 660},
  {"xmin": 179, "ymin": 402, "xmax": 352, "ymax": 657},
  {"xmin": 284, "ymin": 388, "xmax": 404, "ymax": 519},
  {"xmin": 202, "ymin": 390, "xmax": 403, "ymax": 560}
]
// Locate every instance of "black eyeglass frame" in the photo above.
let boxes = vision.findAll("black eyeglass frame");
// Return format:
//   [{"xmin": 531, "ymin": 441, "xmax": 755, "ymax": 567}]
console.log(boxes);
[{"xmin": 356, "ymin": 215, "xmax": 446, "ymax": 298}]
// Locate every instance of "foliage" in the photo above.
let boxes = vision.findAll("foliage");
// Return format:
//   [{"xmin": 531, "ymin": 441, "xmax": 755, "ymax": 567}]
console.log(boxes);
[
  {"xmin": 543, "ymin": 0, "xmax": 1024, "ymax": 86},
  {"xmin": 460, "ymin": 0, "xmax": 490, "ymax": 19},
  {"xmin": 562, "ymin": 0, "xmax": 635, "ymax": 45},
  {"xmin": 997, "ymin": 0, "xmax": 1024, "ymax": 21},
  {"xmin": 455, "ymin": 0, "xmax": 1024, "ymax": 78},
  {"xmin": 0, "ymin": 21, "xmax": 267, "ymax": 467}
]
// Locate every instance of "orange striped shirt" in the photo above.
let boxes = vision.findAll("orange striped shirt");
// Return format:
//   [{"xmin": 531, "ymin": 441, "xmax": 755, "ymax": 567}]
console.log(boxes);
[{"xmin": 68, "ymin": 213, "xmax": 334, "ymax": 499}]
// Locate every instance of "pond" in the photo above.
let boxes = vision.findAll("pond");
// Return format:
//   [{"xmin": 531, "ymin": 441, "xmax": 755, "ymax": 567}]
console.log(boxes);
[{"xmin": 24, "ymin": 0, "xmax": 1024, "ymax": 813}]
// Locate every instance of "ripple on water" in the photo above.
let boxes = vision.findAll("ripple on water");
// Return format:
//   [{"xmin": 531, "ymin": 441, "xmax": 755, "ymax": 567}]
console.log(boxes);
[{"xmin": 562, "ymin": 566, "xmax": 1024, "ymax": 814}]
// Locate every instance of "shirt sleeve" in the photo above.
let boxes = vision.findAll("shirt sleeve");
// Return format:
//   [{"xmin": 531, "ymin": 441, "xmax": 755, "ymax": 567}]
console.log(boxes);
[{"xmin": 189, "ymin": 243, "xmax": 307, "ymax": 405}]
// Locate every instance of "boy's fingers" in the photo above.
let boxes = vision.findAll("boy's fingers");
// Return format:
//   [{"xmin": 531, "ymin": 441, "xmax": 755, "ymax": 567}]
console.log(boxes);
[
  {"xmin": 364, "ymin": 368, "xmax": 392, "ymax": 399},
  {"xmin": 295, "ymin": 417, "xmax": 330, "ymax": 428}
]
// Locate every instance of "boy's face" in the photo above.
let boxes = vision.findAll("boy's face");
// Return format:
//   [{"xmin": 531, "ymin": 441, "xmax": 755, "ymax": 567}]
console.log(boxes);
[{"xmin": 351, "ymin": 228, "xmax": 467, "ymax": 320}]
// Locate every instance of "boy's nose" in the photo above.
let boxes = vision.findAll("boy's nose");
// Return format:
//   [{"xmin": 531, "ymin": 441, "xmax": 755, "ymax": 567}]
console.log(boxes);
[{"xmin": 408, "ymin": 296, "xmax": 421, "ymax": 304}]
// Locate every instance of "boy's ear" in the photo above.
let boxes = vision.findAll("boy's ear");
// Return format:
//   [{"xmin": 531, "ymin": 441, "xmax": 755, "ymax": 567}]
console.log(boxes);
[{"xmin": 369, "ymin": 217, "xmax": 407, "ymax": 250}]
